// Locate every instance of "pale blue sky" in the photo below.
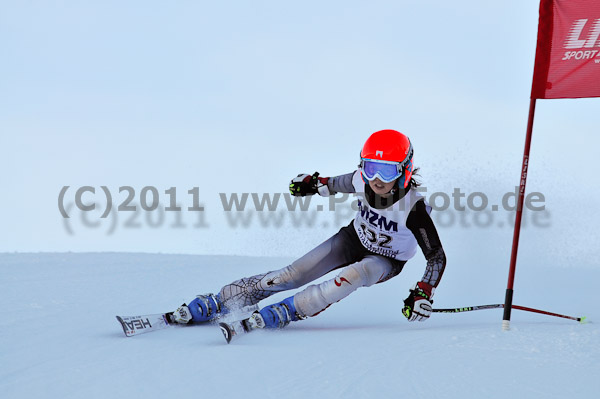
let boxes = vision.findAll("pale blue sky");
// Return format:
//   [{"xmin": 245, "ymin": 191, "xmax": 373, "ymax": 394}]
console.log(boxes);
[{"xmin": 1, "ymin": 1, "xmax": 598, "ymax": 267}]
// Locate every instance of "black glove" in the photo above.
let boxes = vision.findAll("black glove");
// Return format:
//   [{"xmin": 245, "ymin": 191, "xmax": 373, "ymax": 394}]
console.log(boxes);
[
  {"xmin": 289, "ymin": 172, "xmax": 330, "ymax": 196},
  {"xmin": 402, "ymin": 282, "xmax": 434, "ymax": 322}
]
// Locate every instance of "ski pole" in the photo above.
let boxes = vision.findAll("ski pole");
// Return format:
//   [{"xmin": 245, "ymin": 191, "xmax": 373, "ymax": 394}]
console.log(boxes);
[{"xmin": 433, "ymin": 304, "xmax": 586, "ymax": 323}]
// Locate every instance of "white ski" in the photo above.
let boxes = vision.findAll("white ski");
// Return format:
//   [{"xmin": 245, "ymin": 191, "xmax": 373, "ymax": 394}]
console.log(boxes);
[{"xmin": 116, "ymin": 313, "xmax": 171, "ymax": 337}]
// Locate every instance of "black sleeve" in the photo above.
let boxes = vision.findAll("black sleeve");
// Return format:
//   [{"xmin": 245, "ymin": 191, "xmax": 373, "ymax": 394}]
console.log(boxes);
[{"xmin": 405, "ymin": 199, "xmax": 446, "ymax": 288}]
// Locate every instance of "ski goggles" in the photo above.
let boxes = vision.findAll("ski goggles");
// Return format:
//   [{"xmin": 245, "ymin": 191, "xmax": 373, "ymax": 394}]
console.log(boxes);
[{"xmin": 360, "ymin": 159, "xmax": 405, "ymax": 183}]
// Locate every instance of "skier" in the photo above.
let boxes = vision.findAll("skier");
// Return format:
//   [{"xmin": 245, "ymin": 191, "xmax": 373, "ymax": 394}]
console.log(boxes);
[{"xmin": 171, "ymin": 129, "xmax": 446, "ymax": 332}]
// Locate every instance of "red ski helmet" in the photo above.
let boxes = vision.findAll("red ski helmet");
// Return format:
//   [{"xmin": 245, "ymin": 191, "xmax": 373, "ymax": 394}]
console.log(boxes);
[{"xmin": 360, "ymin": 129, "xmax": 414, "ymax": 189}]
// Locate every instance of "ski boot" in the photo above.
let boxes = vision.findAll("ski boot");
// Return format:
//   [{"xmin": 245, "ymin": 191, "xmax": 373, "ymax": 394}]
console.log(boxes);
[
  {"xmin": 255, "ymin": 295, "xmax": 305, "ymax": 328},
  {"xmin": 219, "ymin": 296, "xmax": 306, "ymax": 343},
  {"xmin": 170, "ymin": 293, "xmax": 261, "ymax": 324},
  {"xmin": 170, "ymin": 293, "xmax": 226, "ymax": 324}
]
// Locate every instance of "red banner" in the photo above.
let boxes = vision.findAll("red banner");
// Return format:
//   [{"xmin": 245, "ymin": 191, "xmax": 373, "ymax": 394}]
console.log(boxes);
[{"xmin": 531, "ymin": 0, "xmax": 600, "ymax": 99}]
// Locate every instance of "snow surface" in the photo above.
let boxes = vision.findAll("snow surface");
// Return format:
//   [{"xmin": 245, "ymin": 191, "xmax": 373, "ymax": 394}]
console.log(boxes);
[{"xmin": 0, "ymin": 252, "xmax": 598, "ymax": 399}]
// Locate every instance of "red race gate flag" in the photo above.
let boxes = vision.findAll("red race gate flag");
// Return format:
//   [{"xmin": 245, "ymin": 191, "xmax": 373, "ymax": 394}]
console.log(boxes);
[
  {"xmin": 504, "ymin": 0, "xmax": 600, "ymax": 330},
  {"xmin": 531, "ymin": 0, "xmax": 600, "ymax": 99}
]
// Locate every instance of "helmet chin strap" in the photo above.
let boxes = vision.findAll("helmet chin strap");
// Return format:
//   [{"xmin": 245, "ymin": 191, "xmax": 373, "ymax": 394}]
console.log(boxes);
[
  {"xmin": 389, "ymin": 176, "xmax": 403, "ymax": 194},
  {"xmin": 385, "ymin": 177, "xmax": 408, "ymax": 196},
  {"xmin": 378, "ymin": 184, "xmax": 397, "ymax": 198}
]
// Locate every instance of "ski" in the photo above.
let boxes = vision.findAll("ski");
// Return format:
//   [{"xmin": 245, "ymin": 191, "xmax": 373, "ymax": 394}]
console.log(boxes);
[
  {"xmin": 117, "ymin": 303, "xmax": 261, "ymax": 337},
  {"xmin": 115, "ymin": 312, "xmax": 216, "ymax": 337},
  {"xmin": 219, "ymin": 318, "xmax": 256, "ymax": 344},
  {"xmin": 116, "ymin": 313, "xmax": 174, "ymax": 337},
  {"xmin": 219, "ymin": 322, "xmax": 235, "ymax": 343}
]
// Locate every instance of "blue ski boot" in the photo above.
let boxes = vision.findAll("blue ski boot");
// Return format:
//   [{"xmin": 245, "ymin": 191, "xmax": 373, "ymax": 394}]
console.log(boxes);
[
  {"xmin": 219, "ymin": 296, "xmax": 307, "ymax": 342},
  {"xmin": 249, "ymin": 295, "xmax": 305, "ymax": 329},
  {"xmin": 190, "ymin": 293, "xmax": 227, "ymax": 322},
  {"xmin": 172, "ymin": 293, "xmax": 261, "ymax": 324},
  {"xmin": 172, "ymin": 294, "xmax": 226, "ymax": 324}
]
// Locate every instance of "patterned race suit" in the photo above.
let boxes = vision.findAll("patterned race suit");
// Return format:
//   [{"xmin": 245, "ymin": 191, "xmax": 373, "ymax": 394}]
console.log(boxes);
[{"xmin": 218, "ymin": 170, "xmax": 446, "ymax": 318}]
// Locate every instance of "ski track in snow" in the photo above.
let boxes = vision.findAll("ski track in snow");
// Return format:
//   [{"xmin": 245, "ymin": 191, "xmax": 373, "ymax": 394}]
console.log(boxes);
[{"xmin": 0, "ymin": 253, "xmax": 598, "ymax": 399}]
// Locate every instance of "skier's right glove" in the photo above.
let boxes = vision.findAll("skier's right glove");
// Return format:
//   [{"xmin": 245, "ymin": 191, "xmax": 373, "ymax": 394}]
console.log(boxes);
[
  {"xmin": 289, "ymin": 172, "xmax": 330, "ymax": 196},
  {"xmin": 402, "ymin": 282, "xmax": 434, "ymax": 322}
]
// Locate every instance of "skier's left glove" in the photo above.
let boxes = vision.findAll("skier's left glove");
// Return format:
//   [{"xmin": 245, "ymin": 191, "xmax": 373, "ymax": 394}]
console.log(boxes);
[
  {"xmin": 289, "ymin": 172, "xmax": 330, "ymax": 196},
  {"xmin": 402, "ymin": 282, "xmax": 434, "ymax": 322}
]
